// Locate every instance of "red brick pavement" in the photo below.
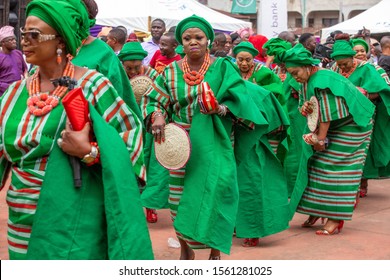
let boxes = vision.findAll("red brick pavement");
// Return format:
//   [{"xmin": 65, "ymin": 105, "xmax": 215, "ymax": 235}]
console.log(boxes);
[{"xmin": 1, "ymin": 178, "xmax": 389, "ymax": 260}]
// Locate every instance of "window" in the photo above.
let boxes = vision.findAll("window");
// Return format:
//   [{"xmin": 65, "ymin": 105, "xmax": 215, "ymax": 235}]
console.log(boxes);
[
  {"xmin": 322, "ymin": 18, "xmax": 339, "ymax": 27},
  {"xmin": 295, "ymin": 18, "xmax": 302, "ymax": 28},
  {"xmin": 308, "ymin": 18, "xmax": 314, "ymax": 28}
]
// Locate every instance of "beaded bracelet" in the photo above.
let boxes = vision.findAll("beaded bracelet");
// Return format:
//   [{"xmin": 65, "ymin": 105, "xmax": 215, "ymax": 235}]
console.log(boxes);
[
  {"xmin": 86, "ymin": 142, "xmax": 101, "ymax": 166},
  {"xmin": 218, "ymin": 104, "xmax": 228, "ymax": 116}
]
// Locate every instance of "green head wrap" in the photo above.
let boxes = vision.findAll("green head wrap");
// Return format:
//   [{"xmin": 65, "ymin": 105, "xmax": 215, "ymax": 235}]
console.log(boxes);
[
  {"xmin": 277, "ymin": 43, "xmax": 320, "ymax": 68},
  {"xmin": 175, "ymin": 45, "xmax": 185, "ymax": 58},
  {"xmin": 26, "ymin": 0, "xmax": 90, "ymax": 56},
  {"xmin": 175, "ymin": 14, "xmax": 215, "ymax": 46},
  {"xmin": 118, "ymin": 42, "xmax": 148, "ymax": 61},
  {"xmin": 232, "ymin": 41, "xmax": 259, "ymax": 57},
  {"xmin": 330, "ymin": 40, "xmax": 356, "ymax": 60},
  {"xmin": 263, "ymin": 38, "xmax": 292, "ymax": 64},
  {"xmin": 351, "ymin": 38, "xmax": 369, "ymax": 53},
  {"xmin": 263, "ymin": 38, "xmax": 292, "ymax": 56}
]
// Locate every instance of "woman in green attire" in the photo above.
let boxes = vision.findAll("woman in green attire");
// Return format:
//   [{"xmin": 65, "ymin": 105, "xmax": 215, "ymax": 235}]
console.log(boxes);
[
  {"xmin": 330, "ymin": 40, "xmax": 390, "ymax": 199},
  {"xmin": 118, "ymin": 41, "xmax": 159, "ymax": 81},
  {"xmin": 263, "ymin": 38, "xmax": 307, "ymax": 197},
  {"xmin": 0, "ymin": 0, "xmax": 152, "ymax": 259},
  {"xmin": 233, "ymin": 41, "xmax": 283, "ymax": 98},
  {"xmin": 142, "ymin": 15, "xmax": 288, "ymax": 259},
  {"xmin": 118, "ymin": 41, "xmax": 167, "ymax": 223},
  {"xmin": 72, "ymin": 0, "xmax": 142, "ymax": 119},
  {"xmin": 280, "ymin": 44, "xmax": 375, "ymax": 235},
  {"xmin": 231, "ymin": 40, "xmax": 289, "ymax": 247}
]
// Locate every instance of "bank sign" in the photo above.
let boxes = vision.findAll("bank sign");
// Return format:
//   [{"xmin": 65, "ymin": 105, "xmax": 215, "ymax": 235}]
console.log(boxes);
[
  {"xmin": 258, "ymin": 0, "xmax": 287, "ymax": 38},
  {"xmin": 231, "ymin": 0, "xmax": 257, "ymax": 14}
]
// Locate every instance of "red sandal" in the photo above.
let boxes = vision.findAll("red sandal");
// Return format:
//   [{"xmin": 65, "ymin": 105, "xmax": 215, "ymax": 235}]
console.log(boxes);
[{"xmin": 242, "ymin": 238, "xmax": 259, "ymax": 247}]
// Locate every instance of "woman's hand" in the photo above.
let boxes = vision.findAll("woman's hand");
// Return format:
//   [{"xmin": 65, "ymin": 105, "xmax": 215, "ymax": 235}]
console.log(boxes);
[
  {"xmin": 313, "ymin": 141, "xmax": 326, "ymax": 151},
  {"xmin": 368, "ymin": 93, "xmax": 379, "ymax": 101},
  {"xmin": 303, "ymin": 133, "xmax": 327, "ymax": 151},
  {"xmin": 200, "ymin": 99, "xmax": 220, "ymax": 115},
  {"xmin": 300, "ymin": 101, "xmax": 314, "ymax": 116},
  {"xmin": 151, "ymin": 113, "xmax": 166, "ymax": 143},
  {"xmin": 59, "ymin": 120, "xmax": 92, "ymax": 158}
]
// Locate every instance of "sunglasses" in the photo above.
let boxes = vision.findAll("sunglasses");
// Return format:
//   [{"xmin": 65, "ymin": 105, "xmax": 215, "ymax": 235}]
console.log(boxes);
[{"xmin": 20, "ymin": 28, "xmax": 59, "ymax": 43}]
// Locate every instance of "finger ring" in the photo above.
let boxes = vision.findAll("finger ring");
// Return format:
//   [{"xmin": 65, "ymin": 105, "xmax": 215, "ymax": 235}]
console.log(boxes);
[
  {"xmin": 57, "ymin": 138, "xmax": 63, "ymax": 148},
  {"xmin": 155, "ymin": 129, "xmax": 161, "ymax": 134}
]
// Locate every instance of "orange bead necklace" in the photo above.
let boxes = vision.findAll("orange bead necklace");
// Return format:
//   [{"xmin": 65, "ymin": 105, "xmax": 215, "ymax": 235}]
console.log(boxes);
[
  {"xmin": 27, "ymin": 61, "xmax": 75, "ymax": 117},
  {"xmin": 182, "ymin": 53, "xmax": 211, "ymax": 86}
]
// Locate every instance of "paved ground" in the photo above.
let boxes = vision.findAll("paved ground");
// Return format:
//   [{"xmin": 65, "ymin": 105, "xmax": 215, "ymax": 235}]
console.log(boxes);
[{"xmin": 1, "ymin": 178, "xmax": 389, "ymax": 260}]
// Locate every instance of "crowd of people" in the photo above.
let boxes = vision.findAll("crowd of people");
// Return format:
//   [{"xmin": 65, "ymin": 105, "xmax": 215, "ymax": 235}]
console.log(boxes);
[{"xmin": 0, "ymin": 0, "xmax": 389, "ymax": 260}]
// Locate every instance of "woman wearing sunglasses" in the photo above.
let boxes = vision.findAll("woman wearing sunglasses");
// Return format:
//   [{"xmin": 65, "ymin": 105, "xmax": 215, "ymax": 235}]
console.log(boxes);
[{"xmin": 0, "ymin": 0, "xmax": 152, "ymax": 260}]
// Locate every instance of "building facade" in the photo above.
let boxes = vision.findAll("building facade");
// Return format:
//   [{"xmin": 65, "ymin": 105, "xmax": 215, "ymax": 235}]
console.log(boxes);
[
  {"xmin": 203, "ymin": 0, "xmax": 382, "ymax": 34},
  {"xmin": 1, "ymin": 0, "xmax": 30, "ymax": 31},
  {"xmin": 0, "ymin": 0, "xmax": 383, "ymax": 36}
]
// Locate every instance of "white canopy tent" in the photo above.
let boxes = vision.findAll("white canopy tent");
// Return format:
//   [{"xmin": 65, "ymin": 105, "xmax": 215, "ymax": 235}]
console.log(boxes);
[
  {"xmin": 321, "ymin": 0, "xmax": 390, "ymax": 40},
  {"xmin": 95, "ymin": 0, "xmax": 252, "ymax": 33}
]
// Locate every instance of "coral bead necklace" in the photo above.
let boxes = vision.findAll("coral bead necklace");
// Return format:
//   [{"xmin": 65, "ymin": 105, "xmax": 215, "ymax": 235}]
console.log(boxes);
[
  {"xmin": 27, "ymin": 61, "xmax": 75, "ymax": 117},
  {"xmin": 182, "ymin": 53, "xmax": 210, "ymax": 86}
]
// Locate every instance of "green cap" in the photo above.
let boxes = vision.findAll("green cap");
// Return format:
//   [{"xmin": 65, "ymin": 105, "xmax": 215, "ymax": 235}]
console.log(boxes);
[
  {"xmin": 175, "ymin": 14, "xmax": 214, "ymax": 45},
  {"xmin": 330, "ymin": 40, "xmax": 356, "ymax": 60},
  {"xmin": 277, "ymin": 43, "xmax": 320, "ymax": 68},
  {"xmin": 232, "ymin": 41, "xmax": 259, "ymax": 57},
  {"xmin": 351, "ymin": 38, "xmax": 369, "ymax": 53},
  {"xmin": 118, "ymin": 42, "xmax": 148, "ymax": 61}
]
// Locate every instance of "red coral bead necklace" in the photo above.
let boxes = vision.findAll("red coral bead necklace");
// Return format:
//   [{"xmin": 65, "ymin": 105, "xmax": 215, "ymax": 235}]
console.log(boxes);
[{"xmin": 27, "ymin": 61, "xmax": 75, "ymax": 117}]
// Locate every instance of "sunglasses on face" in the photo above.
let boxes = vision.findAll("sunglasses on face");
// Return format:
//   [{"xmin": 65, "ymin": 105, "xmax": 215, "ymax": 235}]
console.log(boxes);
[{"xmin": 20, "ymin": 28, "xmax": 59, "ymax": 43}]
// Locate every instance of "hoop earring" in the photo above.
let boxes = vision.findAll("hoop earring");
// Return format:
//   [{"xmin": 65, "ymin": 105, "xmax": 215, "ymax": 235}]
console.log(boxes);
[{"xmin": 56, "ymin": 48, "xmax": 63, "ymax": 64}]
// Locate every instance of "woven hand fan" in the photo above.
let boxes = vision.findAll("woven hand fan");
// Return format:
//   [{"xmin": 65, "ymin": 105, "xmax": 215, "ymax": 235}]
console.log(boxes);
[
  {"xmin": 154, "ymin": 123, "xmax": 191, "ymax": 170},
  {"xmin": 307, "ymin": 96, "xmax": 319, "ymax": 132}
]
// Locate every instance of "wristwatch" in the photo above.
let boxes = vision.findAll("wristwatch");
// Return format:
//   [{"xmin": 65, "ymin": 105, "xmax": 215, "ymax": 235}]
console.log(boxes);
[{"xmin": 81, "ymin": 145, "xmax": 99, "ymax": 164}]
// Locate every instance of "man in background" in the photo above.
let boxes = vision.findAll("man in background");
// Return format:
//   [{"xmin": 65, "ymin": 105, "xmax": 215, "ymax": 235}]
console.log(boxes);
[
  {"xmin": 149, "ymin": 32, "xmax": 180, "ymax": 74},
  {"xmin": 299, "ymin": 33, "xmax": 316, "ymax": 55},
  {"xmin": 107, "ymin": 27, "xmax": 127, "ymax": 54},
  {"xmin": 210, "ymin": 32, "xmax": 227, "ymax": 57},
  {"xmin": 224, "ymin": 33, "xmax": 233, "ymax": 56},
  {"xmin": 142, "ymin": 19, "xmax": 166, "ymax": 65},
  {"xmin": 278, "ymin": 31, "xmax": 297, "ymax": 47},
  {"xmin": 379, "ymin": 36, "xmax": 390, "ymax": 76},
  {"xmin": 0, "ymin": 25, "xmax": 27, "ymax": 96}
]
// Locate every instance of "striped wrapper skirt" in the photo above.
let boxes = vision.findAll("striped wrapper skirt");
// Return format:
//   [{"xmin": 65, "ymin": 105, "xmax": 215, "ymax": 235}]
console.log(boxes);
[
  {"xmin": 168, "ymin": 167, "xmax": 208, "ymax": 250},
  {"xmin": 297, "ymin": 118, "xmax": 373, "ymax": 220}
]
